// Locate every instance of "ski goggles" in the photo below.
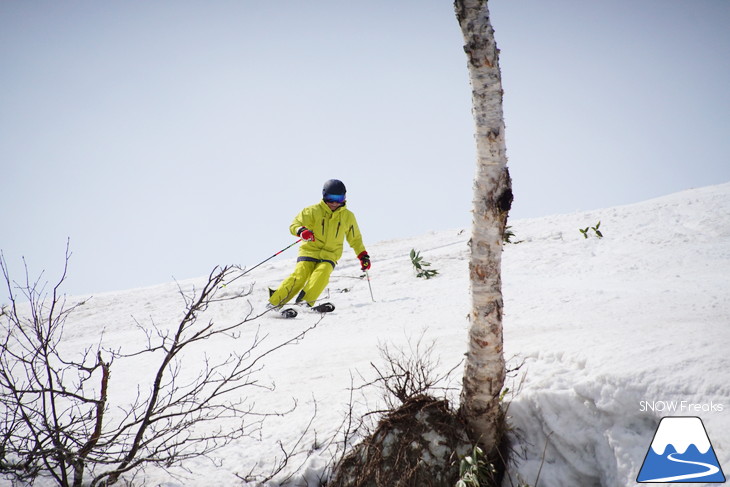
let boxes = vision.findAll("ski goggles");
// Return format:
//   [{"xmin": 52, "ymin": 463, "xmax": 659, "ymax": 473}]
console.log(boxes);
[{"xmin": 323, "ymin": 193, "xmax": 346, "ymax": 204}]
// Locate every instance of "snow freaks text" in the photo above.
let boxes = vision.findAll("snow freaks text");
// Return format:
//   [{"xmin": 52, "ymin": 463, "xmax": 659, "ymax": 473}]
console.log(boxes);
[{"xmin": 639, "ymin": 400, "xmax": 725, "ymax": 413}]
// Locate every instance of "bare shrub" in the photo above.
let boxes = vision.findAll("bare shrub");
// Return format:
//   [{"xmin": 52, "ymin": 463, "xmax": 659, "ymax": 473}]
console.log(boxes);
[
  {"xmin": 328, "ymin": 333, "xmax": 469, "ymax": 487},
  {"xmin": 368, "ymin": 332, "xmax": 462, "ymax": 410},
  {"xmin": 0, "ymin": 244, "xmax": 318, "ymax": 486}
]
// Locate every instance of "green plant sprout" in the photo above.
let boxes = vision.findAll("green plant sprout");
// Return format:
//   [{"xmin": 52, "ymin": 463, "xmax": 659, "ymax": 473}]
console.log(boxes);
[
  {"xmin": 410, "ymin": 248, "xmax": 439, "ymax": 279},
  {"xmin": 580, "ymin": 221, "xmax": 603, "ymax": 239}
]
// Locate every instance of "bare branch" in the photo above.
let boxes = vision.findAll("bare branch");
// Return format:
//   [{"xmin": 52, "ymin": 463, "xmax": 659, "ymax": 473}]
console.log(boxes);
[{"xmin": 0, "ymin": 250, "xmax": 320, "ymax": 487}]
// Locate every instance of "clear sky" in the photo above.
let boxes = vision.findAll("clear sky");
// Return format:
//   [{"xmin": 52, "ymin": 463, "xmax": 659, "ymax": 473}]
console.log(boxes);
[{"xmin": 2, "ymin": 0, "xmax": 729, "ymax": 296}]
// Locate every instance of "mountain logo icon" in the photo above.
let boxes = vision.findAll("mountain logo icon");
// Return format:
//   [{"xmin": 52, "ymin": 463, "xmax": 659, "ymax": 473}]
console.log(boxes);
[{"xmin": 637, "ymin": 416, "xmax": 726, "ymax": 483}]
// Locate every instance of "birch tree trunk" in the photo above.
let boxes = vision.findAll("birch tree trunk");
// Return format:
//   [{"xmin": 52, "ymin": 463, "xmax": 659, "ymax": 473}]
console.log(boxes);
[{"xmin": 455, "ymin": 0, "xmax": 512, "ymax": 456}]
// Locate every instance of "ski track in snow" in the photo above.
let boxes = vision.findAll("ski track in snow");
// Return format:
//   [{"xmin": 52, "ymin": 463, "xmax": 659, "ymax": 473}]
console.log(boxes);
[{"xmin": 2, "ymin": 183, "xmax": 729, "ymax": 487}]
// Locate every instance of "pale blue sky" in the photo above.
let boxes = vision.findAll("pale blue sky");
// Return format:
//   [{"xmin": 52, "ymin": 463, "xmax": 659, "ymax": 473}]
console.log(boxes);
[{"xmin": 2, "ymin": 0, "xmax": 729, "ymax": 296}]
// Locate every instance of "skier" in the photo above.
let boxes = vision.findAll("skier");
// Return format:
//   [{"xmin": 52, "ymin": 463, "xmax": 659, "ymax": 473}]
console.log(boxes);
[{"xmin": 268, "ymin": 179, "xmax": 371, "ymax": 317}]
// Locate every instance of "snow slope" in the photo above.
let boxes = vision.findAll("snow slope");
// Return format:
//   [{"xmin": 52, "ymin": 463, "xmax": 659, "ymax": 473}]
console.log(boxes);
[
  {"xmin": 499, "ymin": 183, "xmax": 730, "ymax": 486},
  {"xmin": 3, "ymin": 183, "xmax": 729, "ymax": 487}
]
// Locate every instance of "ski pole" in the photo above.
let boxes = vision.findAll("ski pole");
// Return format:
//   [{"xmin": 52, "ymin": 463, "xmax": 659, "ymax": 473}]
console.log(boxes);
[
  {"xmin": 224, "ymin": 239, "xmax": 302, "ymax": 287},
  {"xmin": 245, "ymin": 238, "xmax": 302, "ymax": 277},
  {"xmin": 364, "ymin": 270, "xmax": 375, "ymax": 302}
]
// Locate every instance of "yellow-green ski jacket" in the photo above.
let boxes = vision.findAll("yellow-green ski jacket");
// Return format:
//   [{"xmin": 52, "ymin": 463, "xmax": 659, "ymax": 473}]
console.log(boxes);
[{"xmin": 290, "ymin": 200, "xmax": 366, "ymax": 267}]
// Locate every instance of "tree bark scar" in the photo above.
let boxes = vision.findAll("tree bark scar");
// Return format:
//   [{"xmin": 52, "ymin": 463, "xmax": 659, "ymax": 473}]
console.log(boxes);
[
  {"xmin": 474, "ymin": 337, "xmax": 490, "ymax": 347},
  {"xmin": 498, "ymin": 167, "xmax": 513, "ymax": 213},
  {"xmin": 471, "ymin": 263, "xmax": 489, "ymax": 280},
  {"xmin": 498, "ymin": 187, "xmax": 513, "ymax": 213}
]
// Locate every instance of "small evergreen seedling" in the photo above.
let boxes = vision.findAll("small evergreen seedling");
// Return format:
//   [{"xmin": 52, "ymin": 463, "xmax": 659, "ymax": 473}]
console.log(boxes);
[
  {"xmin": 410, "ymin": 248, "xmax": 438, "ymax": 279},
  {"xmin": 580, "ymin": 221, "xmax": 603, "ymax": 239}
]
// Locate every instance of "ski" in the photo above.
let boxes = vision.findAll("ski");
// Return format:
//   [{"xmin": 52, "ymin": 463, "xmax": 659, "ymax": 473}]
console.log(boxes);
[
  {"xmin": 268, "ymin": 305, "xmax": 298, "ymax": 319},
  {"xmin": 279, "ymin": 307, "xmax": 298, "ymax": 319},
  {"xmin": 310, "ymin": 302, "xmax": 335, "ymax": 313}
]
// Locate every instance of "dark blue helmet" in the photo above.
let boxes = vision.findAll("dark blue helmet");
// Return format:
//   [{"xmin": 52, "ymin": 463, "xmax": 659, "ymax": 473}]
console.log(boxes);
[{"xmin": 323, "ymin": 179, "xmax": 346, "ymax": 203}]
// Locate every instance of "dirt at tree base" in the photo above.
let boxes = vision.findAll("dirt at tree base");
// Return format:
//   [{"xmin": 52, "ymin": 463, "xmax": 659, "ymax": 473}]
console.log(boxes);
[{"xmin": 328, "ymin": 395, "xmax": 476, "ymax": 487}]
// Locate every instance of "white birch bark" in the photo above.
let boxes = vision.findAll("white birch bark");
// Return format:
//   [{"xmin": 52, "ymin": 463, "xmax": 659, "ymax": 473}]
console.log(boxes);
[{"xmin": 455, "ymin": 0, "xmax": 512, "ymax": 455}]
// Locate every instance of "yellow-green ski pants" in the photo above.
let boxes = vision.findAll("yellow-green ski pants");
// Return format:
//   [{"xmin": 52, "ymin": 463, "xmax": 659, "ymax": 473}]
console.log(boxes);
[{"xmin": 269, "ymin": 259, "xmax": 334, "ymax": 307}]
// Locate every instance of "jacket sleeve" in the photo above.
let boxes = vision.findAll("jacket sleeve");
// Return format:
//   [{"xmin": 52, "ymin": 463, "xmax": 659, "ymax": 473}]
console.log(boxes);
[
  {"xmin": 289, "ymin": 207, "xmax": 311, "ymax": 237},
  {"xmin": 346, "ymin": 212, "xmax": 366, "ymax": 256}
]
